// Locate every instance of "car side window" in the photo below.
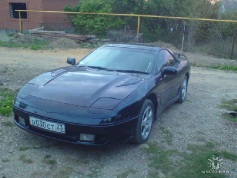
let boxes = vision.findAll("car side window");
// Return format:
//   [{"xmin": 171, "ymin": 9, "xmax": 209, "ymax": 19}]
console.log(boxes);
[
  {"xmin": 166, "ymin": 51, "xmax": 176, "ymax": 67},
  {"xmin": 157, "ymin": 50, "xmax": 176, "ymax": 73},
  {"xmin": 156, "ymin": 50, "xmax": 166, "ymax": 72}
]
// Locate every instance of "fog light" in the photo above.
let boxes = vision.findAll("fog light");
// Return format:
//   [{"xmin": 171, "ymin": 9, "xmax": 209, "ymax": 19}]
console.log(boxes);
[
  {"xmin": 19, "ymin": 117, "xmax": 26, "ymax": 126},
  {"xmin": 80, "ymin": 133, "xmax": 95, "ymax": 142}
]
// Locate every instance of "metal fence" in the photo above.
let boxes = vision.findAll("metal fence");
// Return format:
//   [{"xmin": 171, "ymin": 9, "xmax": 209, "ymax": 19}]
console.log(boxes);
[{"xmin": 17, "ymin": 10, "xmax": 237, "ymax": 59}]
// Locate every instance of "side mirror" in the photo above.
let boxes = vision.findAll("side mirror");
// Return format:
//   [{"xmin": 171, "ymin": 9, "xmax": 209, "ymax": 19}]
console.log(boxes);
[
  {"xmin": 67, "ymin": 57, "xmax": 76, "ymax": 65},
  {"xmin": 161, "ymin": 66, "xmax": 177, "ymax": 77}
]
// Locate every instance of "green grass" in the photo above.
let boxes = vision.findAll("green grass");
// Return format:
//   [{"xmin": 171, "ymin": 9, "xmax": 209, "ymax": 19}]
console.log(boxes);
[
  {"xmin": 30, "ymin": 40, "xmax": 48, "ymax": 50},
  {"xmin": 220, "ymin": 99, "xmax": 237, "ymax": 122},
  {"xmin": 146, "ymin": 142, "xmax": 236, "ymax": 178},
  {"xmin": 42, "ymin": 159, "xmax": 57, "ymax": 165},
  {"xmin": 209, "ymin": 65, "xmax": 237, "ymax": 72},
  {"xmin": 160, "ymin": 126, "xmax": 173, "ymax": 145},
  {"xmin": 193, "ymin": 65, "xmax": 237, "ymax": 72},
  {"xmin": 222, "ymin": 113, "xmax": 237, "ymax": 122},
  {"xmin": 19, "ymin": 155, "xmax": 33, "ymax": 164},
  {"xmin": 0, "ymin": 88, "xmax": 16, "ymax": 116},
  {"xmin": 0, "ymin": 39, "xmax": 48, "ymax": 50},
  {"xmin": 172, "ymin": 143, "xmax": 236, "ymax": 178},
  {"xmin": 146, "ymin": 143, "xmax": 174, "ymax": 176},
  {"xmin": 221, "ymin": 99, "xmax": 237, "ymax": 112}
]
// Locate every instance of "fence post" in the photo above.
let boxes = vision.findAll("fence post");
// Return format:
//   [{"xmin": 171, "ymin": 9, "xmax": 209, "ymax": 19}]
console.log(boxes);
[
  {"xmin": 137, "ymin": 16, "xmax": 141, "ymax": 35},
  {"xmin": 18, "ymin": 11, "xmax": 22, "ymax": 33},
  {"xmin": 230, "ymin": 30, "xmax": 237, "ymax": 59}
]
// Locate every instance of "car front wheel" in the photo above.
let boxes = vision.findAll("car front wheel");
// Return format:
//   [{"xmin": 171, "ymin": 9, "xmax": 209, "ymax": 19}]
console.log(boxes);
[
  {"xmin": 133, "ymin": 99, "xmax": 154, "ymax": 144},
  {"xmin": 177, "ymin": 76, "xmax": 188, "ymax": 103}
]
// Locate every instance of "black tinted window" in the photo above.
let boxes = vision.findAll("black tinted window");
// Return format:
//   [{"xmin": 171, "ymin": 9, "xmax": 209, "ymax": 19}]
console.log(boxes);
[
  {"xmin": 79, "ymin": 47, "xmax": 155, "ymax": 73},
  {"xmin": 166, "ymin": 52, "xmax": 176, "ymax": 66},
  {"xmin": 157, "ymin": 50, "xmax": 176, "ymax": 72}
]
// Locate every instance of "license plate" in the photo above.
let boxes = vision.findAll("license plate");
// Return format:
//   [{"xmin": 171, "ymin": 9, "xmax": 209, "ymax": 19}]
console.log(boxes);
[{"xmin": 29, "ymin": 116, "xmax": 65, "ymax": 134}]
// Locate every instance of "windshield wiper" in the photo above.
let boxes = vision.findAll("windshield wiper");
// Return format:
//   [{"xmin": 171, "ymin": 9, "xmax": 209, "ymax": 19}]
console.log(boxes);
[
  {"xmin": 115, "ymin": 69, "xmax": 149, "ymax": 74},
  {"xmin": 79, "ymin": 65, "xmax": 116, "ymax": 71},
  {"xmin": 87, "ymin": 66, "xmax": 111, "ymax": 70},
  {"xmin": 78, "ymin": 66, "xmax": 148, "ymax": 74}
]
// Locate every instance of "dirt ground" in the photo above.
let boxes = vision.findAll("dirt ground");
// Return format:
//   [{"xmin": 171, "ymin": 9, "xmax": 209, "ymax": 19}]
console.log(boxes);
[{"xmin": 0, "ymin": 47, "xmax": 237, "ymax": 178}]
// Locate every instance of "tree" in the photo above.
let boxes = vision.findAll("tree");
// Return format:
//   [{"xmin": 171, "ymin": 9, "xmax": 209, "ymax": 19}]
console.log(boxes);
[
  {"xmin": 65, "ymin": 0, "xmax": 123, "ymax": 35},
  {"xmin": 171, "ymin": 0, "xmax": 220, "ymax": 50},
  {"xmin": 65, "ymin": 0, "xmax": 221, "ymax": 50}
]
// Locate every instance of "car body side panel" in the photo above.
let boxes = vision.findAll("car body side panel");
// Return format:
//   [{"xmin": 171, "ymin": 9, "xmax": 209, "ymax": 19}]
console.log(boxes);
[{"xmin": 13, "ymin": 44, "xmax": 191, "ymax": 146}]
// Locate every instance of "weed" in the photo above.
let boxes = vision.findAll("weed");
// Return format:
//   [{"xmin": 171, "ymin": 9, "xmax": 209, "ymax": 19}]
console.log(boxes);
[
  {"xmin": 117, "ymin": 169, "xmax": 136, "ymax": 178},
  {"xmin": 220, "ymin": 99, "xmax": 237, "ymax": 122},
  {"xmin": 172, "ymin": 143, "xmax": 236, "ymax": 178},
  {"xmin": 1, "ymin": 159, "xmax": 9, "ymax": 162},
  {"xmin": 160, "ymin": 125, "xmax": 173, "ymax": 145},
  {"xmin": 42, "ymin": 159, "xmax": 57, "ymax": 165},
  {"xmin": 19, "ymin": 155, "xmax": 33, "ymax": 164},
  {"xmin": 30, "ymin": 40, "xmax": 48, "ymax": 50},
  {"xmin": 222, "ymin": 113, "xmax": 237, "ymax": 122},
  {"xmin": 18, "ymin": 144, "xmax": 61, "ymax": 151},
  {"xmin": 53, "ymin": 167, "xmax": 73, "ymax": 178},
  {"xmin": 18, "ymin": 146, "xmax": 31, "ymax": 151},
  {"xmin": 194, "ymin": 39, "xmax": 237, "ymax": 59},
  {"xmin": 221, "ymin": 99, "xmax": 237, "ymax": 112},
  {"xmin": 146, "ymin": 143, "xmax": 174, "ymax": 175},
  {"xmin": 208, "ymin": 65, "xmax": 237, "ymax": 72},
  {"xmin": 2, "ymin": 121, "xmax": 15, "ymax": 127},
  {"xmin": 87, "ymin": 167, "xmax": 100, "ymax": 178},
  {"xmin": 146, "ymin": 142, "xmax": 236, "ymax": 178},
  {"xmin": 0, "ymin": 88, "xmax": 16, "ymax": 116},
  {"xmin": 74, "ymin": 157, "xmax": 89, "ymax": 165},
  {"xmin": 7, "ymin": 33, "xmax": 15, "ymax": 37},
  {"xmin": 0, "ymin": 39, "xmax": 48, "ymax": 50}
]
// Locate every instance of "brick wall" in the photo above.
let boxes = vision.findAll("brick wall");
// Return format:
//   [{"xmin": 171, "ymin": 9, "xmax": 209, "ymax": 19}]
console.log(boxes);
[
  {"xmin": 0, "ymin": 0, "xmax": 43, "ymax": 31},
  {"xmin": 0, "ymin": 0, "xmax": 78, "ymax": 31},
  {"xmin": 41, "ymin": 0, "xmax": 78, "ymax": 30}
]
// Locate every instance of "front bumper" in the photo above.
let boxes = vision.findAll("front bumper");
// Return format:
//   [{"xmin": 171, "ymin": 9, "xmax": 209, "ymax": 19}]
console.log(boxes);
[{"xmin": 13, "ymin": 107, "xmax": 138, "ymax": 146}]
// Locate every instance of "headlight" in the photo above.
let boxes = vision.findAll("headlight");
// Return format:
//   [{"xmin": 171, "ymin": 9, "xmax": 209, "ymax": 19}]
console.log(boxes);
[
  {"xmin": 18, "ymin": 83, "xmax": 39, "ymax": 99},
  {"xmin": 90, "ymin": 97, "xmax": 121, "ymax": 110},
  {"xmin": 14, "ymin": 96, "xmax": 27, "ymax": 109},
  {"xmin": 79, "ymin": 134, "xmax": 95, "ymax": 142}
]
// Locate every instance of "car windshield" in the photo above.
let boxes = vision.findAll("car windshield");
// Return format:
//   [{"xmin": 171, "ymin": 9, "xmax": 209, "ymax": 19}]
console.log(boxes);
[{"xmin": 78, "ymin": 46, "xmax": 155, "ymax": 74}]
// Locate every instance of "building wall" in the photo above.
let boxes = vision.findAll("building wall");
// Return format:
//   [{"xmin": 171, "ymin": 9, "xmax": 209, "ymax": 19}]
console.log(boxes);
[
  {"xmin": 0, "ymin": 0, "xmax": 78, "ymax": 31},
  {"xmin": 0, "ymin": 0, "xmax": 43, "ymax": 31},
  {"xmin": 41, "ymin": 0, "xmax": 78, "ymax": 30}
]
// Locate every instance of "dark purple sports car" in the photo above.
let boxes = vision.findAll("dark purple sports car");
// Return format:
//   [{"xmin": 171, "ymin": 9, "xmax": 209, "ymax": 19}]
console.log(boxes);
[{"xmin": 13, "ymin": 44, "xmax": 191, "ymax": 146}]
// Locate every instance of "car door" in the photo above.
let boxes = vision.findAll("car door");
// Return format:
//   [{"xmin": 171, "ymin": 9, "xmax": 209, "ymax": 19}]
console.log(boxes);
[
  {"xmin": 165, "ymin": 50, "xmax": 181, "ymax": 101},
  {"xmin": 154, "ymin": 49, "xmax": 179, "ymax": 109}
]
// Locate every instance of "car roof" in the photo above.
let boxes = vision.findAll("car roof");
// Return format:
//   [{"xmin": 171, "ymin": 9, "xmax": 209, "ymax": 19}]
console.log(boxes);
[{"xmin": 103, "ymin": 44, "xmax": 161, "ymax": 52}]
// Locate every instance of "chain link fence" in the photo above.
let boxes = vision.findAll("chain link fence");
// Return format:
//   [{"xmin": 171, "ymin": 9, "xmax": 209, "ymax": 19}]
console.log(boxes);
[{"xmin": 17, "ymin": 10, "xmax": 237, "ymax": 59}]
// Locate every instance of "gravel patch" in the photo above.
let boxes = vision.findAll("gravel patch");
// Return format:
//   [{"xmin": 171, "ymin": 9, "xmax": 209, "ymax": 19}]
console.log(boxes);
[
  {"xmin": 0, "ymin": 47, "xmax": 237, "ymax": 177},
  {"xmin": 0, "ymin": 32, "xmax": 10, "ymax": 42},
  {"xmin": 49, "ymin": 38, "xmax": 81, "ymax": 49}
]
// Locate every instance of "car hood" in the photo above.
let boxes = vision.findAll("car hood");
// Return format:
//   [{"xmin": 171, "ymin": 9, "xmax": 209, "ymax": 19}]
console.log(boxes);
[{"xmin": 25, "ymin": 67, "xmax": 148, "ymax": 109}]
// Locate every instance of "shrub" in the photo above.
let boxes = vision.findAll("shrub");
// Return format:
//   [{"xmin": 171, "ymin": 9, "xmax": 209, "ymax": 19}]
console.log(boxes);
[{"xmin": 65, "ymin": 0, "xmax": 124, "ymax": 36}]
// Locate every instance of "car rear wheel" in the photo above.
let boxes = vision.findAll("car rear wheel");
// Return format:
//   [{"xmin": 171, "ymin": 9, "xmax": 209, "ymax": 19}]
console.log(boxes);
[
  {"xmin": 133, "ymin": 100, "xmax": 154, "ymax": 144},
  {"xmin": 177, "ymin": 76, "xmax": 188, "ymax": 103}
]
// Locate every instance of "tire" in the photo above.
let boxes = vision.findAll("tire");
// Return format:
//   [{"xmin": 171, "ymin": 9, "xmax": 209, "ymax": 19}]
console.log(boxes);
[
  {"xmin": 133, "ymin": 99, "xmax": 154, "ymax": 144},
  {"xmin": 177, "ymin": 76, "xmax": 188, "ymax": 103}
]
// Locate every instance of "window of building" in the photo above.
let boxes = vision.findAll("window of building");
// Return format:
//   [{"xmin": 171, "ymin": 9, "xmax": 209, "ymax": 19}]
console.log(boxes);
[{"xmin": 9, "ymin": 3, "xmax": 27, "ymax": 19}]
